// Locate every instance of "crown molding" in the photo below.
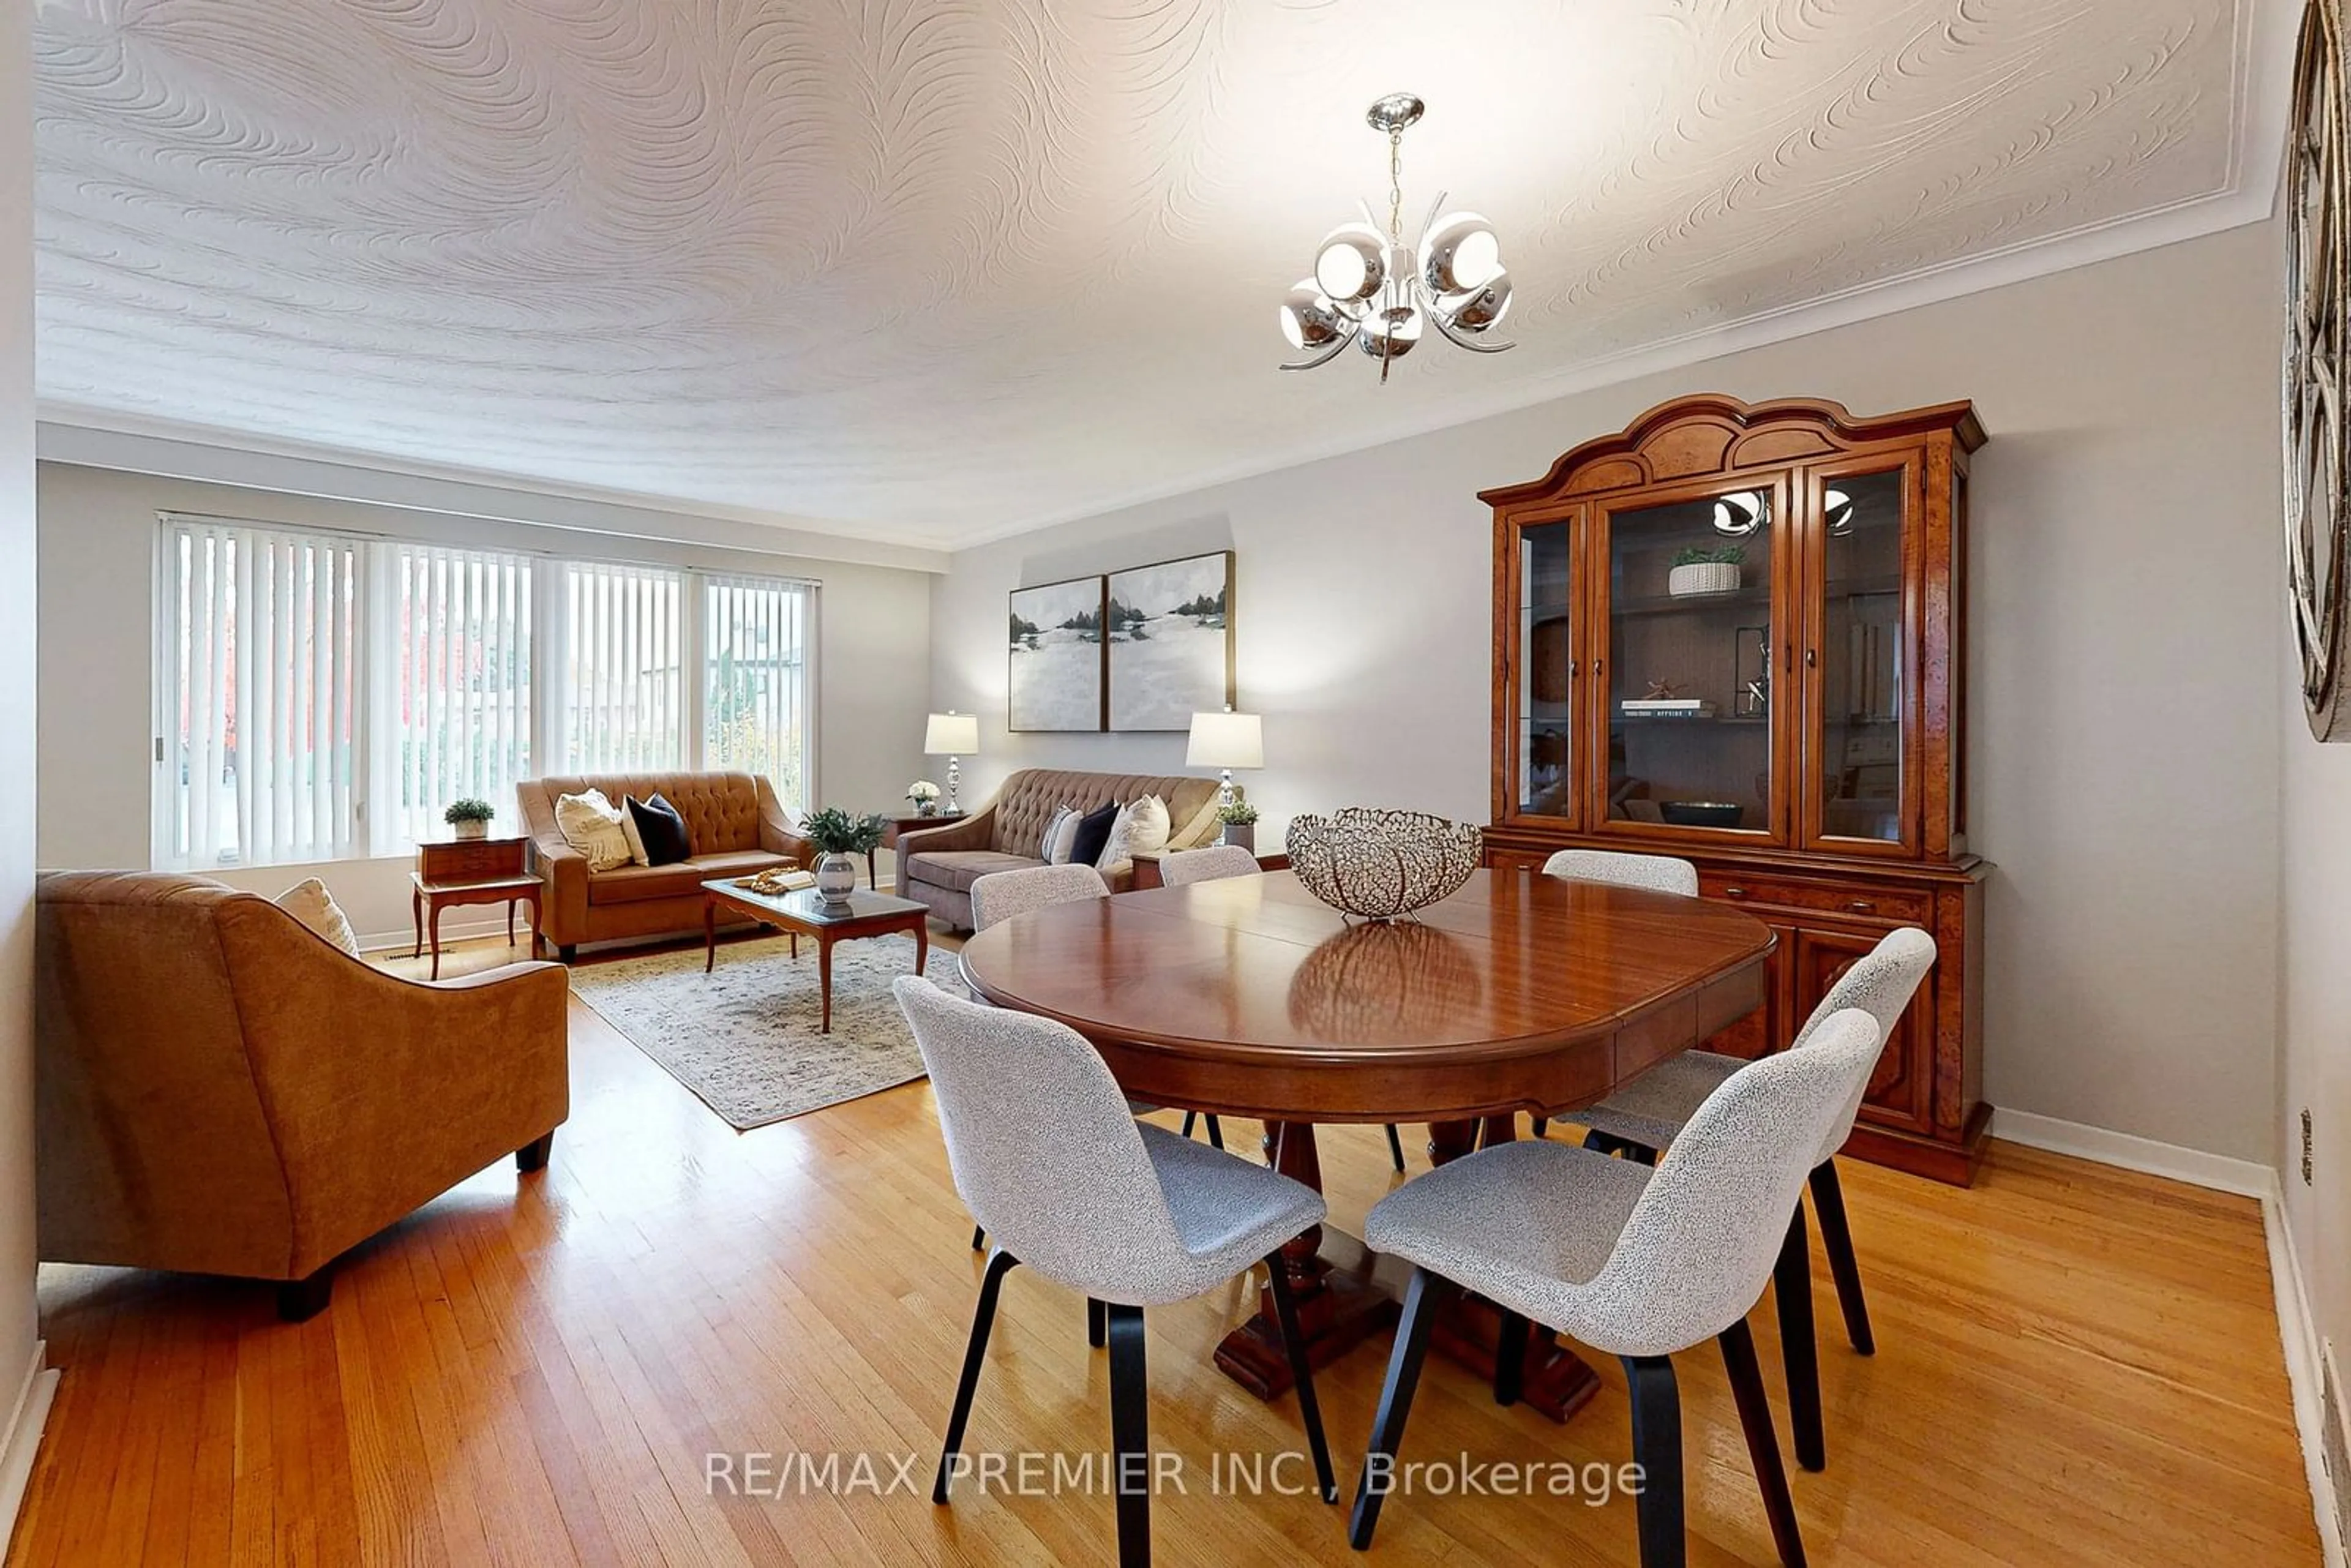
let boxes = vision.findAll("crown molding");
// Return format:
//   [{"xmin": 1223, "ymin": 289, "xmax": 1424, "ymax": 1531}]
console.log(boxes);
[{"xmin": 34, "ymin": 409, "xmax": 956, "ymax": 572}]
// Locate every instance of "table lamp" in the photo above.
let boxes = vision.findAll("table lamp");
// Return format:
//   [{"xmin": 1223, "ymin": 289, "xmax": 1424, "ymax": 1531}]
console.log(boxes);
[
  {"xmin": 1185, "ymin": 708, "xmax": 1262, "ymax": 808},
  {"xmin": 924, "ymin": 711, "xmax": 980, "ymax": 816}
]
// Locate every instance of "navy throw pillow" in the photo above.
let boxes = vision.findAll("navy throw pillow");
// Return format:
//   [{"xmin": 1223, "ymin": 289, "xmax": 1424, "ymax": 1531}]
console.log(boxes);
[
  {"xmin": 1067, "ymin": 801, "xmax": 1120, "ymax": 870},
  {"xmin": 628, "ymin": 792, "xmax": 692, "ymax": 866}
]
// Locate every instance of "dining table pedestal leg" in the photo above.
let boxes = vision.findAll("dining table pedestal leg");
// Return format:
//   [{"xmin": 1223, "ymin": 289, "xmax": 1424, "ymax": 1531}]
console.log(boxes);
[
  {"xmin": 1212, "ymin": 1122, "xmax": 1401, "ymax": 1398},
  {"xmin": 1420, "ymin": 1116, "xmax": 1603, "ymax": 1425}
]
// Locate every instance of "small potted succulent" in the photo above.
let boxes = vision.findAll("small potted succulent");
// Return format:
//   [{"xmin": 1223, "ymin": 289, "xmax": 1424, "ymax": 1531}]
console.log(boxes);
[
  {"xmin": 1217, "ymin": 800, "xmax": 1260, "ymax": 853},
  {"xmin": 906, "ymin": 779, "xmax": 942, "ymax": 817},
  {"xmin": 443, "ymin": 798, "xmax": 495, "ymax": 841},
  {"xmin": 800, "ymin": 807, "xmax": 886, "ymax": 903},
  {"xmin": 1668, "ymin": 544, "xmax": 1744, "ymax": 598}
]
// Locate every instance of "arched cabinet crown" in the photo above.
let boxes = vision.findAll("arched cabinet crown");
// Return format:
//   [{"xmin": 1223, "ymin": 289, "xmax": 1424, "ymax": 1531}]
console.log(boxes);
[{"xmin": 1481, "ymin": 392, "xmax": 1992, "ymax": 1186}]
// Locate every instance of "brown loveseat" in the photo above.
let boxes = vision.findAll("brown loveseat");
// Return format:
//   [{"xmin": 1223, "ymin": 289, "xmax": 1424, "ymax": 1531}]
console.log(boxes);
[
  {"xmin": 516, "ymin": 771, "xmax": 811, "ymax": 958},
  {"xmin": 898, "ymin": 768, "xmax": 1221, "ymax": 931},
  {"xmin": 34, "ymin": 871, "xmax": 571, "ymax": 1320}
]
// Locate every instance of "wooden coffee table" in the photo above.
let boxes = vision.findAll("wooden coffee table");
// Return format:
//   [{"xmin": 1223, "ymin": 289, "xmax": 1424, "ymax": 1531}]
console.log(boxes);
[{"xmin": 701, "ymin": 880, "xmax": 931, "ymax": 1033}]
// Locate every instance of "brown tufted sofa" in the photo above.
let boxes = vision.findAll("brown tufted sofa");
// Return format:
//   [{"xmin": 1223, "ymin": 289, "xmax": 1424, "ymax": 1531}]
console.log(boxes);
[
  {"xmin": 515, "ymin": 771, "xmax": 811, "ymax": 959},
  {"xmin": 35, "ymin": 871, "xmax": 571, "ymax": 1319},
  {"xmin": 897, "ymin": 768, "xmax": 1221, "ymax": 931}
]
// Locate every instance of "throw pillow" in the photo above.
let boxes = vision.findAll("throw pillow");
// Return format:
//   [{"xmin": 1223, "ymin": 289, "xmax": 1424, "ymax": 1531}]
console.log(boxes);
[
  {"xmin": 553, "ymin": 789, "xmax": 633, "ymax": 871},
  {"xmin": 1046, "ymin": 806, "xmax": 1084, "ymax": 865},
  {"xmin": 1067, "ymin": 800, "xmax": 1120, "ymax": 869},
  {"xmin": 617, "ymin": 805, "xmax": 651, "ymax": 866},
  {"xmin": 275, "ymin": 877, "xmax": 361, "ymax": 958},
  {"xmin": 628, "ymin": 792, "xmax": 692, "ymax": 866},
  {"xmin": 1098, "ymin": 794, "xmax": 1172, "ymax": 872},
  {"xmin": 1127, "ymin": 793, "xmax": 1171, "ymax": 858},
  {"xmin": 1037, "ymin": 804, "xmax": 1074, "ymax": 861}
]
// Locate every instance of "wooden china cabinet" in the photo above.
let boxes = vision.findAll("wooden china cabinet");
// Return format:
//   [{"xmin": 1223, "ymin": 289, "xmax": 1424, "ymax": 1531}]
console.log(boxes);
[{"xmin": 1482, "ymin": 393, "xmax": 1990, "ymax": 1184}]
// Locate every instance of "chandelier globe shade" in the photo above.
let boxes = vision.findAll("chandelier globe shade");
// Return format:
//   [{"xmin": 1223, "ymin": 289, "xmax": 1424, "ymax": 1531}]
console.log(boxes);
[{"xmin": 1277, "ymin": 94, "xmax": 1517, "ymax": 380}]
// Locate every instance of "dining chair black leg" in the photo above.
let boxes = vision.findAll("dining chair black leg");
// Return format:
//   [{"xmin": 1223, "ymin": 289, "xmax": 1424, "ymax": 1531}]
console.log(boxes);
[
  {"xmin": 1384, "ymin": 1123, "xmax": 1406, "ymax": 1172},
  {"xmin": 1773, "ymin": 1202, "xmax": 1825, "ymax": 1472},
  {"xmin": 1262, "ymin": 1251, "xmax": 1338, "ymax": 1503},
  {"xmin": 1530, "ymin": 1116, "xmax": 1550, "ymax": 1139},
  {"xmin": 1621, "ymin": 1353, "xmax": 1685, "ymax": 1568},
  {"xmin": 1205, "ymin": 1116, "xmax": 1224, "ymax": 1151},
  {"xmin": 1807, "ymin": 1160, "xmax": 1875, "ymax": 1355},
  {"xmin": 1104, "ymin": 1304, "xmax": 1152, "ymax": 1568},
  {"xmin": 1348, "ymin": 1266, "xmax": 1452, "ymax": 1550},
  {"xmin": 1089, "ymin": 1297, "xmax": 1107, "ymax": 1349},
  {"xmin": 1720, "ymin": 1318, "xmax": 1807, "ymax": 1568},
  {"xmin": 1494, "ymin": 1308, "xmax": 1529, "ymax": 1406},
  {"xmin": 1180, "ymin": 1111, "xmax": 1198, "ymax": 1139},
  {"xmin": 936, "ymin": 1247, "xmax": 1019, "ymax": 1502},
  {"xmin": 970, "ymin": 1224, "xmax": 985, "ymax": 1252}
]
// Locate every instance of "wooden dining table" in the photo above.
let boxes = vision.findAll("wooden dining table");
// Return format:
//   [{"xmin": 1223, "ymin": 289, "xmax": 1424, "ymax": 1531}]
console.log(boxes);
[{"xmin": 956, "ymin": 866, "xmax": 1778, "ymax": 1421}]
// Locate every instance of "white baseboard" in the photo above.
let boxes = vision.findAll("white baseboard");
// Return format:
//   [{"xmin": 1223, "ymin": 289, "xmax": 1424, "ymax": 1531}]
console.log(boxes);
[
  {"xmin": 2267, "ymin": 1187, "xmax": 2350, "ymax": 1568},
  {"xmin": 0, "ymin": 1341, "xmax": 59, "ymax": 1556},
  {"xmin": 1990, "ymin": 1108, "xmax": 2274, "ymax": 1198}
]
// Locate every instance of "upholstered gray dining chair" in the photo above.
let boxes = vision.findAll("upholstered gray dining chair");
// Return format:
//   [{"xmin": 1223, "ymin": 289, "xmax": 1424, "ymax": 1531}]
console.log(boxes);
[
  {"xmin": 1157, "ymin": 844, "xmax": 1263, "ymax": 887},
  {"xmin": 1528, "ymin": 849, "xmax": 1700, "ymax": 1141},
  {"xmin": 969, "ymin": 861, "xmax": 1112, "ymax": 928},
  {"xmin": 896, "ymin": 977, "xmax": 1335, "ymax": 1568},
  {"xmin": 1573, "ymin": 924, "xmax": 1936, "ymax": 1472},
  {"xmin": 962, "ymin": 863, "xmax": 1220, "ymax": 1258},
  {"xmin": 1540, "ymin": 847, "xmax": 1701, "ymax": 896},
  {"xmin": 1347, "ymin": 1008, "xmax": 1886, "ymax": 1567},
  {"xmin": 1152, "ymin": 844, "xmax": 1412, "ymax": 1174}
]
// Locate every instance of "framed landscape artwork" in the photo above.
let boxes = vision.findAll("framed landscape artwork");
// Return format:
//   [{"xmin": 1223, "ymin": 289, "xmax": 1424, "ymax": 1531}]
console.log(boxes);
[
  {"xmin": 1106, "ymin": 551, "xmax": 1235, "ymax": 731},
  {"xmin": 1007, "ymin": 575, "xmax": 1107, "ymax": 731}
]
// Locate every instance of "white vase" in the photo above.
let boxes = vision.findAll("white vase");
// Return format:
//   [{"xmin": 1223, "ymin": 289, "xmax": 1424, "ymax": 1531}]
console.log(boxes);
[
  {"xmin": 1668, "ymin": 561, "xmax": 1741, "ymax": 597},
  {"xmin": 815, "ymin": 852, "xmax": 859, "ymax": 902},
  {"xmin": 453, "ymin": 819, "xmax": 489, "ymax": 841}
]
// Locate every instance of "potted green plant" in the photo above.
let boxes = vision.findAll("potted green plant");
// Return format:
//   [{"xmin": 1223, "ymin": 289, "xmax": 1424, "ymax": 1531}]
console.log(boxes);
[
  {"xmin": 800, "ymin": 807, "xmax": 886, "ymax": 902},
  {"xmin": 1217, "ymin": 800, "xmax": 1261, "ymax": 853},
  {"xmin": 443, "ymin": 798, "xmax": 495, "ymax": 841},
  {"xmin": 1668, "ymin": 544, "xmax": 1744, "ymax": 598}
]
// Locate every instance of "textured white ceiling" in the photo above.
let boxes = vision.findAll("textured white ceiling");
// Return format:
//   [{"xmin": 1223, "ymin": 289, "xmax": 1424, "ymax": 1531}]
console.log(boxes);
[{"xmin": 32, "ymin": 0, "xmax": 2273, "ymax": 548}]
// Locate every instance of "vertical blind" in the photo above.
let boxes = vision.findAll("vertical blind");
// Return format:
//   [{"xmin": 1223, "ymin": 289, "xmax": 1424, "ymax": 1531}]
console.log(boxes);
[
  {"xmin": 156, "ymin": 522, "xmax": 817, "ymax": 871},
  {"xmin": 162, "ymin": 520, "xmax": 361, "ymax": 868},
  {"xmin": 705, "ymin": 576, "xmax": 813, "ymax": 806},
  {"xmin": 384, "ymin": 543, "xmax": 533, "ymax": 846},
  {"xmin": 562, "ymin": 562, "xmax": 685, "ymax": 773}
]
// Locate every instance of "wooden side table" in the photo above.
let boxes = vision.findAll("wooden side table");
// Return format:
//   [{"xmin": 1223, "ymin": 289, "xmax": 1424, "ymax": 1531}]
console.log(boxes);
[
  {"xmin": 866, "ymin": 811, "xmax": 959, "ymax": 890},
  {"xmin": 1128, "ymin": 848, "xmax": 1289, "ymax": 891},
  {"xmin": 411, "ymin": 836, "xmax": 542, "ymax": 980}
]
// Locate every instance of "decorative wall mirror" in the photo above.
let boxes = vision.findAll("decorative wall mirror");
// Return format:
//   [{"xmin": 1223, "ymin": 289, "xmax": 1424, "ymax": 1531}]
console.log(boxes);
[{"xmin": 2287, "ymin": 0, "xmax": 2351, "ymax": 738}]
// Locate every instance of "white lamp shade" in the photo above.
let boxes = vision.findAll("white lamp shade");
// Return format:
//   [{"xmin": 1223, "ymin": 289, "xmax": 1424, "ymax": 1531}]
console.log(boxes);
[
  {"xmin": 1185, "ymin": 710, "xmax": 1263, "ymax": 770},
  {"xmin": 924, "ymin": 712, "xmax": 980, "ymax": 754}
]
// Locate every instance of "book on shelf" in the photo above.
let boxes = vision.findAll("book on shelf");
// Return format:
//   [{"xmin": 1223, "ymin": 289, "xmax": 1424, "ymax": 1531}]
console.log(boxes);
[{"xmin": 1619, "ymin": 699, "xmax": 1717, "ymax": 716}]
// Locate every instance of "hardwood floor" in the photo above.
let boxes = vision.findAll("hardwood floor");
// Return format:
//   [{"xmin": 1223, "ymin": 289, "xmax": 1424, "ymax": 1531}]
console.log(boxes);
[{"xmin": 8, "ymin": 934, "xmax": 2320, "ymax": 1566}]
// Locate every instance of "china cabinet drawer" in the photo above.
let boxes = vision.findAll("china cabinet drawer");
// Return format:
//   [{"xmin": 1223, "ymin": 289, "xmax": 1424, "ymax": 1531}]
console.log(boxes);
[{"xmin": 1698, "ymin": 872, "xmax": 1929, "ymax": 926}]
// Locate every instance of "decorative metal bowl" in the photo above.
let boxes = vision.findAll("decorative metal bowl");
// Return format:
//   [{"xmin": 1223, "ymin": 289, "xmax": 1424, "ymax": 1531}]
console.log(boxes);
[
  {"xmin": 1284, "ymin": 808, "xmax": 1483, "ymax": 923},
  {"xmin": 1659, "ymin": 800, "xmax": 1744, "ymax": 828}
]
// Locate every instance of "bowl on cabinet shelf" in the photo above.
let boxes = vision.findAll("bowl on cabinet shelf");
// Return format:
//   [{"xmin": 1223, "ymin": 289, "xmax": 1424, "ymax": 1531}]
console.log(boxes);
[{"xmin": 1658, "ymin": 800, "xmax": 1744, "ymax": 828}]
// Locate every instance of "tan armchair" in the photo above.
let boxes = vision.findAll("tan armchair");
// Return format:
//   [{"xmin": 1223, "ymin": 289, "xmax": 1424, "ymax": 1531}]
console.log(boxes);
[{"xmin": 34, "ymin": 871, "xmax": 571, "ymax": 1320}]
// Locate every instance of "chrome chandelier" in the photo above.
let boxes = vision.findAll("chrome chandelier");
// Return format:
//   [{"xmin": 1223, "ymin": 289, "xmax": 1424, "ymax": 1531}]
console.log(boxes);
[{"xmin": 1278, "ymin": 94, "xmax": 1515, "ymax": 381}]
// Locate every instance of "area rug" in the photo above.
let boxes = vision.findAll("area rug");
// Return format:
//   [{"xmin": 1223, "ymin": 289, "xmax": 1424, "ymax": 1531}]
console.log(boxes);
[{"xmin": 568, "ymin": 934, "xmax": 966, "ymax": 1130}]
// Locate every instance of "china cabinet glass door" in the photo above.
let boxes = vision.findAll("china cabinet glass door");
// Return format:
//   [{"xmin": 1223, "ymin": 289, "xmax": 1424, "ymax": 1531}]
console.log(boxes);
[
  {"xmin": 1512, "ymin": 512, "xmax": 1578, "ymax": 823},
  {"xmin": 1590, "ymin": 477, "xmax": 1790, "ymax": 842},
  {"xmin": 1804, "ymin": 460, "xmax": 1918, "ymax": 853}
]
